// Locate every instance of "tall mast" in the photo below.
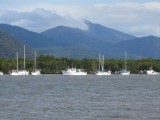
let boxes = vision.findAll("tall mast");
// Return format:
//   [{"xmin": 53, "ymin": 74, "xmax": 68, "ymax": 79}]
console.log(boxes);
[
  {"xmin": 98, "ymin": 53, "xmax": 101, "ymax": 71},
  {"xmin": 34, "ymin": 51, "xmax": 36, "ymax": 70},
  {"xmin": 101, "ymin": 55, "xmax": 104, "ymax": 71},
  {"xmin": 24, "ymin": 45, "xmax": 25, "ymax": 69},
  {"xmin": 17, "ymin": 52, "xmax": 18, "ymax": 71},
  {"xmin": 125, "ymin": 52, "xmax": 127, "ymax": 70}
]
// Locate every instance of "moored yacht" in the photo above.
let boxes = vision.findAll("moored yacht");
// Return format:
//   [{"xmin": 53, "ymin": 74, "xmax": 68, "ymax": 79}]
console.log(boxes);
[
  {"xmin": 95, "ymin": 53, "xmax": 111, "ymax": 75},
  {"xmin": 0, "ymin": 71, "xmax": 3, "ymax": 75},
  {"xmin": 31, "ymin": 70, "xmax": 41, "ymax": 76},
  {"xmin": 62, "ymin": 67, "xmax": 87, "ymax": 75},
  {"xmin": 10, "ymin": 52, "xmax": 20, "ymax": 75},
  {"xmin": 120, "ymin": 70, "xmax": 130, "ymax": 75},
  {"xmin": 10, "ymin": 45, "xmax": 29, "ymax": 76},
  {"xmin": 31, "ymin": 51, "xmax": 41, "ymax": 76},
  {"xmin": 120, "ymin": 52, "xmax": 130, "ymax": 75},
  {"xmin": 145, "ymin": 69, "xmax": 159, "ymax": 75},
  {"xmin": 96, "ymin": 71, "xmax": 111, "ymax": 75}
]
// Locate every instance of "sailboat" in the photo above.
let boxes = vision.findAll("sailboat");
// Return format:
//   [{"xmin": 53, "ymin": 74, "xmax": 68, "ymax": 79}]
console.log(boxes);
[
  {"xmin": 62, "ymin": 67, "xmax": 87, "ymax": 75},
  {"xmin": 10, "ymin": 52, "xmax": 20, "ymax": 75},
  {"xmin": 0, "ymin": 71, "xmax": 3, "ymax": 75},
  {"xmin": 95, "ymin": 53, "xmax": 111, "ymax": 75},
  {"xmin": 120, "ymin": 52, "xmax": 130, "ymax": 75},
  {"xmin": 144, "ymin": 67, "xmax": 159, "ymax": 75},
  {"xmin": 10, "ymin": 45, "xmax": 29, "ymax": 75},
  {"xmin": 31, "ymin": 51, "xmax": 41, "ymax": 76}
]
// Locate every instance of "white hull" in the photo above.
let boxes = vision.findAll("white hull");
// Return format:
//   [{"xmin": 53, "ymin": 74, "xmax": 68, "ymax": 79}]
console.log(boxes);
[
  {"xmin": 10, "ymin": 70, "xmax": 29, "ymax": 76},
  {"xmin": 95, "ymin": 71, "xmax": 111, "ymax": 75},
  {"xmin": 62, "ymin": 68, "xmax": 87, "ymax": 75},
  {"xmin": 146, "ymin": 70, "xmax": 159, "ymax": 75},
  {"xmin": 31, "ymin": 51, "xmax": 41, "ymax": 76},
  {"xmin": 10, "ymin": 46, "xmax": 29, "ymax": 76},
  {"xmin": 62, "ymin": 72, "xmax": 87, "ymax": 75},
  {"xmin": 0, "ymin": 72, "xmax": 3, "ymax": 75},
  {"xmin": 120, "ymin": 72, "xmax": 130, "ymax": 75},
  {"xmin": 31, "ymin": 70, "xmax": 41, "ymax": 76},
  {"xmin": 120, "ymin": 52, "xmax": 130, "ymax": 75},
  {"xmin": 120, "ymin": 70, "xmax": 130, "ymax": 75}
]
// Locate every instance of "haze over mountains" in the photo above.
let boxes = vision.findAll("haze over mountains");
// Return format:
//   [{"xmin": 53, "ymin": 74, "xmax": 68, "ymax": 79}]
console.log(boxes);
[{"xmin": 0, "ymin": 20, "xmax": 160, "ymax": 59}]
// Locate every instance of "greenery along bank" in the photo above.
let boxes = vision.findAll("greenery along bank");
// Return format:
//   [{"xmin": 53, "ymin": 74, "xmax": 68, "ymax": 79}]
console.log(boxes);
[{"xmin": 1, "ymin": 55, "xmax": 160, "ymax": 74}]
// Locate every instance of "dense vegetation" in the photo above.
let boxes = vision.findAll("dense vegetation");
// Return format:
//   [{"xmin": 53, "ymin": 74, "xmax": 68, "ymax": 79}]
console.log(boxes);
[{"xmin": 0, "ymin": 55, "xmax": 160, "ymax": 74}]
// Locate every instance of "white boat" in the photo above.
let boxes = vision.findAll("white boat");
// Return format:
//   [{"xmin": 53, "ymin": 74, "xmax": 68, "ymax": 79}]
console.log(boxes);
[
  {"xmin": 10, "ymin": 52, "xmax": 20, "ymax": 75},
  {"xmin": 95, "ymin": 53, "xmax": 111, "ymax": 75},
  {"xmin": 0, "ymin": 71, "xmax": 3, "ymax": 75},
  {"xmin": 12, "ymin": 70, "xmax": 29, "ymax": 75},
  {"xmin": 62, "ymin": 67, "xmax": 87, "ymax": 75},
  {"xmin": 31, "ymin": 51, "xmax": 41, "ymax": 76},
  {"xmin": 96, "ymin": 71, "xmax": 111, "ymax": 75},
  {"xmin": 120, "ymin": 70, "xmax": 130, "ymax": 75},
  {"xmin": 31, "ymin": 70, "xmax": 41, "ymax": 76},
  {"xmin": 10, "ymin": 45, "xmax": 29, "ymax": 76},
  {"xmin": 145, "ymin": 69, "xmax": 159, "ymax": 75},
  {"xmin": 120, "ymin": 52, "xmax": 130, "ymax": 75}
]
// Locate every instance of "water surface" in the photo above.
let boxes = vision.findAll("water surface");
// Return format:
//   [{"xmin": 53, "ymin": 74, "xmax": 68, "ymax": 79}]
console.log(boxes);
[{"xmin": 0, "ymin": 75, "xmax": 160, "ymax": 120}]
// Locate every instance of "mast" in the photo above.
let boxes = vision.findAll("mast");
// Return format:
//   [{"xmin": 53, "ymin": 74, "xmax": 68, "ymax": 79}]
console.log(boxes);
[
  {"xmin": 98, "ymin": 53, "xmax": 101, "ymax": 71},
  {"xmin": 34, "ymin": 51, "xmax": 36, "ymax": 70},
  {"xmin": 24, "ymin": 45, "xmax": 25, "ymax": 69},
  {"xmin": 101, "ymin": 55, "xmax": 104, "ymax": 72},
  {"xmin": 17, "ymin": 52, "xmax": 18, "ymax": 71},
  {"xmin": 125, "ymin": 52, "xmax": 127, "ymax": 70}
]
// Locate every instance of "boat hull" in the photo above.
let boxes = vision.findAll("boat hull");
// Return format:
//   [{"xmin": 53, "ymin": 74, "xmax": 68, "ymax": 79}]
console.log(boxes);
[
  {"xmin": 10, "ymin": 70, "xmax": 29, "ymax": 76},
  {"xmin": 120, "ymin": 70, "xmax": 130, "ymax": 75},
  {"xmin": 62, "ymin": 68, "xmax": 87, "ymax": 75},
  {"xmin": 31, "ymin": 70, "xmax": 41, "ymax": 76},
  {"xmin": 146, "ymin": 70, "xmax": 159, "ymax": 75},
  {"xmin": 62, "ymin": 71, "xmax": 87, "ymax": 75},
  {"xmin": 0, "ymin": 72, "xmax": 3, "ymax": 75},
  {"xmin": 95, "ymin": 71, "xmax": 111, "ymax": 75}
]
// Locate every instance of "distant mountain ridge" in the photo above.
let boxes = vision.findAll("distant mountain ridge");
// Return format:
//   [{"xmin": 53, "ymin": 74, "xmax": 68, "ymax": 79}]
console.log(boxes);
[
  {"xmin": 84, "ymin": 20, "xmax": 136, "ymax": 43},
  {"xmin": 0, "ymin": 24, "xmax": 53, "ymax": 48},
  {"xmin": 112, "ymin": 36, "xmax": 160, "ymax": 58},
  {"xmin": 0, "ymin": 21, "xmax": 160, "ymax": 58},
  {"xmin": 0, "ymin": 29, "xmax": 33, "ymax": 58}
]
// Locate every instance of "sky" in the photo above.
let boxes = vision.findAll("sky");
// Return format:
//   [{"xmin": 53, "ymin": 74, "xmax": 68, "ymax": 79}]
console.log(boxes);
[{"xmin": 0, "ymin": 0, "xmax": 160, "ymax": 36}]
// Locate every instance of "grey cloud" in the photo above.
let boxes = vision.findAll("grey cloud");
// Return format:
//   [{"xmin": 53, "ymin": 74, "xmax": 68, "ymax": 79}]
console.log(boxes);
[{"xmin": 0, "ymin": 8, "xmax": 87, "ymax": 32}]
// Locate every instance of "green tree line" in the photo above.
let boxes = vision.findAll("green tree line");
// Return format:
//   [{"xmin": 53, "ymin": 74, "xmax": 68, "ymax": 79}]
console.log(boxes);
[{"xmin": 0, "ymin": 55, "xmax": 160, "ymax": 74}]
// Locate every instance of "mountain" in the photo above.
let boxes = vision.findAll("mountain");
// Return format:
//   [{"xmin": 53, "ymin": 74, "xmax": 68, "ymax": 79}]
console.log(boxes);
[
  {"xmin": 41, "ymin": 25, "xmax": 97, "ymax": 47},
  {"xmin": 0, "ymin": 29, "xmax": 34, "ymax": 58},
  {"xmin": 40, "ymin": 21, "xmax": 136, "ymax": 58},
  {"xmin": 84, "ymin": 20, "xmax": 136, "ymax": 43},
  {"xmin": 110, "ymin": 36, "xmax": 160, "ymax": 58},
  {"xmin": 41, "ymin": 21, "xmax": 136, "ymax": 47},
  {"xmin": 0, "ymin": 24, "xmax": 53, "ymax": 48},
  {"xmin": 1, "ymin": 22, "xmax": 160, "ymax": 59}
]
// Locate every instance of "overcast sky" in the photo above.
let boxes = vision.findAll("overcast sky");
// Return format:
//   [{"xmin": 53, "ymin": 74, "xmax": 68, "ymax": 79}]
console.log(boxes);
[{"xmin": 0, "ymin": 0, "xmax": 160, "ymax": 36}]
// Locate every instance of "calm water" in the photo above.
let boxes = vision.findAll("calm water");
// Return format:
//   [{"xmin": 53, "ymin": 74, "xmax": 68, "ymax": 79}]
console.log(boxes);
[{"xmin": 0, "ymin": 75, "xmax": 160, "ymax": 120}]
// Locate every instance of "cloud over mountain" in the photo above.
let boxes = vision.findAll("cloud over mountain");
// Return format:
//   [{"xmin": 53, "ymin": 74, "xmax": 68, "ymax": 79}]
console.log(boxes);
[
  {"xmin": 0, "ymin": 8, "xmax": 87, "ymax": 32},
  {"xmin": 0, "ymin": 2, "xmax": 160, "ymax": 36}
]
